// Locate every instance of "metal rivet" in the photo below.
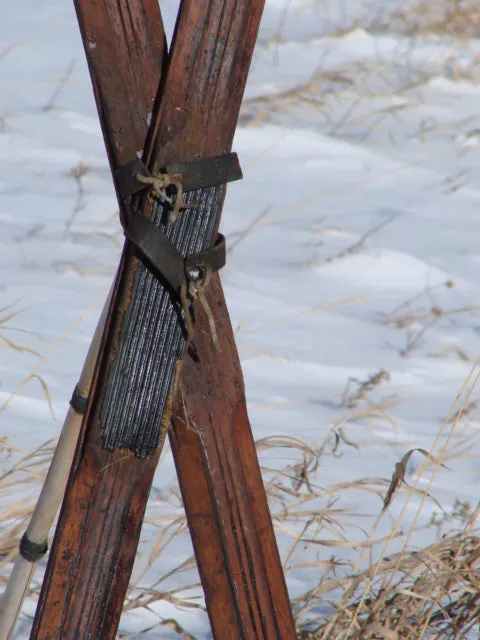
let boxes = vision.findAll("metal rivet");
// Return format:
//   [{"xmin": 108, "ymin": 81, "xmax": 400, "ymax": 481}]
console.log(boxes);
[{"xmin": 187, "ymin": 265, "xmax": 204, "ymax": 281}]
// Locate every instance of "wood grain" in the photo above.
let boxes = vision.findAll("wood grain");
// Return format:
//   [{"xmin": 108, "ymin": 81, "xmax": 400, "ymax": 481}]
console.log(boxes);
[
  {"xmin": 154, "ymin": 2, "xmax": 296, "ymax": 637},
  {"xmin": 30, "ymin": 1, "xmax": 166, "ymax": 637},
  {"xmin": 31, "ymin": 1, "xmax": 296, "ymax": 638}
]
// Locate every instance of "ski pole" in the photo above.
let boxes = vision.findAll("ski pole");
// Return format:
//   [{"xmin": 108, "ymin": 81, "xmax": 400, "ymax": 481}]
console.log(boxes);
[{"xmin": 0, "ymin": 288, "xmax": 111, "ymax": 640}]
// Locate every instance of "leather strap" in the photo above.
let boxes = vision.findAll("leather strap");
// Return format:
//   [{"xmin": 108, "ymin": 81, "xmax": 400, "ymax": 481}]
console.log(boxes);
[
  {"xmin": 124, "ymin": 212, "xmax": 226, "ymax": 293},
  {"xmin": 116, "ymin": 152, "xmax": 237, "ymax": 294},
  {"xmin": 115, "ymin": 152, "xmax": 242, "ymax": 199}
]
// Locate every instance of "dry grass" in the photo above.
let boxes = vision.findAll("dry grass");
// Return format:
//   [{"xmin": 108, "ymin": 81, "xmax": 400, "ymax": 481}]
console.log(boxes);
[
  {"xmin": 377, "ymin": 280, "xmax": 480, "ymax": 359},
  {"xmin": 292, "ymin": 362, "xmax": 480, "ymax": 639},
  {"xmin": 1, "ymin": 366, "xmax": 479, "ymax": 638},
  {"xmin": 241, "ymin": 0, "xmax": 480, "ymax": 151},
  {"xmin": 0, "ymin": 304, "xmax": 41, "ymax": 359},
  {"xmin": 298, "ymin": 530, "xmax": 480, "ymax": 638},
  {"xmin": 0, "ymin": 288, "xmax": 478, "ymax": 638},
  {"xmin": 375, "ymin": 0, "xmax": 480, "ymax": 39}
]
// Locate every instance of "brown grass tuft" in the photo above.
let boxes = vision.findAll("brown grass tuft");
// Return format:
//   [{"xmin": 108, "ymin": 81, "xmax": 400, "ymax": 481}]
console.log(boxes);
[{"xmin": 376, "ymin": 0, "xmax": 480, "ymax": 39}]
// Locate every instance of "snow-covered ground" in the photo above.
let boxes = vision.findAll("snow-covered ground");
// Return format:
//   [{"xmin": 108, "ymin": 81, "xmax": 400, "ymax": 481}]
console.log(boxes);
[{"xmin": 1, "ymin": 0, "xmax": 480, "ymax": 637}]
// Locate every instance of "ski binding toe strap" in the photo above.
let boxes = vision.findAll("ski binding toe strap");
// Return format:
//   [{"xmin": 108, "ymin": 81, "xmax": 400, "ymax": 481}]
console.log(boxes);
[
  {"xmin": 116, "ymin": 152, "xmax": 239, "ymax": 294},
  {"xmin": 115, "ymin": 152, "xmax": 242, "ymax": 199},
  {"xmin": 124, "ymin": 214, "xmax": 226, "ymax": 293}
]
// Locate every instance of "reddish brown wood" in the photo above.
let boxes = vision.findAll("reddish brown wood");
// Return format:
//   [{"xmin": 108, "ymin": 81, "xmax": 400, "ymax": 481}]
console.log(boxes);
[
  {"xmin": 152, "ymin": 2, "xmax": 296, "ymax": 637},
  {"xmin": 170, "ymin": 277, "xmax": 296, "ymax": 638},
  {"xmin": 146, "ymin": 0, "xmax": 265, "ymax": 165},
  {"xmin": 32, "ymin": 1, "xmax": 296, "ymax": 639},
  {"xmin": 30, "ymin": 1, "xmax": 166, "ymax": 638},
  {"xmin": 76, "ymin": 0, "xmax": 166, "ymax": 169}
]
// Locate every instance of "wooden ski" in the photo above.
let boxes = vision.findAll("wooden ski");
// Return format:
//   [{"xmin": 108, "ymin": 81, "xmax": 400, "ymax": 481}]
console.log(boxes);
[{"xmin": 30, "ymin": 1, "xmax": 169, "ymax": 636}]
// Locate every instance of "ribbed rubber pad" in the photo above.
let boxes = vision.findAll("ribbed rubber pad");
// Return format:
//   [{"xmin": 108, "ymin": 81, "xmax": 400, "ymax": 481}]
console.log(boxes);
[{"xmin": 101, "ymin": 187, "xmax": 219, "ymax": 457}]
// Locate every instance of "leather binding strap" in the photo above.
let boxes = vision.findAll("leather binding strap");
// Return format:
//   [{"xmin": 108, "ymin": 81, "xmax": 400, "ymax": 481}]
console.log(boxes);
[
  {"xmin": 115, "ymin": 152, "xmax": 242, "ymax": 199},
  {"xmin": 124, "ymin": 215, "xmax": 226, "ymax": 293},
  {"xmin": 115, "ymin": 152, "xmax": 240, "ymax": 293}
]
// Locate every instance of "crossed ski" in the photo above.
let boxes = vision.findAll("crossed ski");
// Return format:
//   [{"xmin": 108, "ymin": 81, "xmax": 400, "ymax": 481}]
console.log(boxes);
[{"xmin": 0, "ymin": 2, "xmax": 296, "ymax": 639}]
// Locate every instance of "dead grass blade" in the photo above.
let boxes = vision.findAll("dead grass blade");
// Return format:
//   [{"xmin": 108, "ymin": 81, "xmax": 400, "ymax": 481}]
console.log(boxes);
[{"xmin": 382, "ymin": 448, "xmax": 447, "ymax": 513}]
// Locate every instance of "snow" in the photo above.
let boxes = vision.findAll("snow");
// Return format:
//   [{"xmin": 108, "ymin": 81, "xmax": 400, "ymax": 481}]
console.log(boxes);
[{"xmin": 2, "ymin": 0, "xmax": 480, "ymax": 637}]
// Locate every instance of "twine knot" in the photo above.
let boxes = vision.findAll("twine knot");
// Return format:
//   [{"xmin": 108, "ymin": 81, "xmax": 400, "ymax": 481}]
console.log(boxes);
[
  {"xmin": 136, "ymin": 171, "xmax": 197, "ymax": 223},
  {"xmin": 180, "ymin": 265, "xmax": 220, "ymax": 352}
]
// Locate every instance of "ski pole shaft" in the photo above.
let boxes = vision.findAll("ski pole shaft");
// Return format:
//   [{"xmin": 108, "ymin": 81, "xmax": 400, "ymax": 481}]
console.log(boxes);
[{"xmin": 0, "ymin": 288, "xmax": 111, "ymax": 640}]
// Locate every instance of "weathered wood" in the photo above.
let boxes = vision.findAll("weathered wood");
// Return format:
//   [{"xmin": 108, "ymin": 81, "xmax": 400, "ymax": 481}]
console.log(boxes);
[
  {"xmin": 78, "ymin": 0, "xmax": 167, "ymax": 169},
  {"xmin": 30, "ymin": 1, "xmax": 167, "ymax": 637},
  {"xmin": 151, "ymin": 2, "xmax": 296, "ymax": 637},
  {"xmin": 170, "ymin": 278, "xmax": 297, "ymax": 638},
  {"xmin": 32, "ymin": 0, "xmax": 296, "ymax": 638}
]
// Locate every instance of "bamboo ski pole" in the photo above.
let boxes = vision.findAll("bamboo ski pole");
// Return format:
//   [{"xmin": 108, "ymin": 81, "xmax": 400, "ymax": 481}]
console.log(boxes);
[{"xmin": 0, "ymin": 290, "xmax": 111, "ymax": 640}]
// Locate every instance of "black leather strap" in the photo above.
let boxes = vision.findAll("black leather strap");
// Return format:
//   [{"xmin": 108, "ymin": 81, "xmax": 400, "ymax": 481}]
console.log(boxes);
[
  {"xmin": 166, "ymin": 153, "xmax": 242, "ymax": 192},
  {"xmin": 115, "ymin": 152, "xmax": 236, "ymax": 294},
  {"xmin": 185, "ymin": 234, "xmax": 226, "ymax": 280},
  {"xmin": 115, "ymin": 152, "xmax": 242, "ymax": 199},
  {"xmin": 124, "ymin": 212, "xmax": 226, "ymax": 293}
]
